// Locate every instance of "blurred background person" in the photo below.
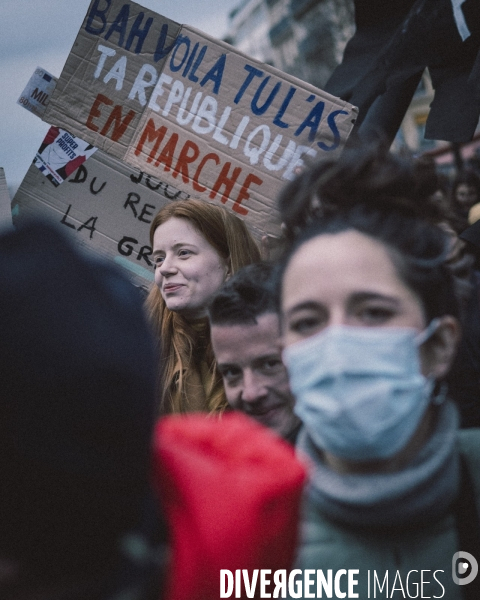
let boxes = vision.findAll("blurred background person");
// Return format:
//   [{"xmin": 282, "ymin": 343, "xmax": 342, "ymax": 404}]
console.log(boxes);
[
  {"xmin": 0, "ymin": 221, "xmax": 165, "ymax": 600},
  {"xmin": 277, "ymin": 148, "xmax": 480, "ymax": 598},
  {"xmin": 209, "ymin": 262, "xmax": 301, "ymax": 443},
  {"xmin": 145, "ymin": 199, "xmax": 260, "ymax": 415},
  {"xmin": 451, "ymin": 169, "xmax": 480, "ymax": 225}
]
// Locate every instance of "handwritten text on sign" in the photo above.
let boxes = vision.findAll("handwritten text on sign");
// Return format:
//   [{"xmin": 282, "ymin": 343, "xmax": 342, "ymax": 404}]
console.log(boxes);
[{"xmin": 44, "ymin": 0, "xmax": 357, "ymax": 236}]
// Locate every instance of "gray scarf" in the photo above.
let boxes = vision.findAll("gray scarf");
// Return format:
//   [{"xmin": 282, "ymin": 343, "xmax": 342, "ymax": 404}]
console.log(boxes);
[{"xmin": 298, "ymin": 401, "xmax": 460, "ymax": 528}]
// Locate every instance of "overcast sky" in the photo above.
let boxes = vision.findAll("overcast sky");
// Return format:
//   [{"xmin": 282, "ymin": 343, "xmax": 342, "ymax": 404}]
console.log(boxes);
[{"xmin": 0, "ymin": 0, "xmax": 243, "ymax": 194}]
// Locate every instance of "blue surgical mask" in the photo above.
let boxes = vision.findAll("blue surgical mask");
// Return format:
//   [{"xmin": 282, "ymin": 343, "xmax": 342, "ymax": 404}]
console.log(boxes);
[{"xmin": 282, "ymin": 323, "xmax": 439, "ymax": 461}]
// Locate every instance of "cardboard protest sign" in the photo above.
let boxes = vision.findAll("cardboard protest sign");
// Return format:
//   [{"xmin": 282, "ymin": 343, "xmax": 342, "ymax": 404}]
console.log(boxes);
[
  {"xmin": 13, "ymin": 149, "xmax": 188, "ymax": 291},
  {"xmin": 34, "ymin": 126, "xmax": 97, "ymax": 186},
  {"xmin": 44, "ymin": 1, "xmax": 181, "ymax": 160},
  {"xmin": 0, "ymin": 168, "xmax": 13, "ymax": 230},
  {"xmin": 43, "ymin": 0, "xmax": 358, "ymax": 238},
  {"xmin": 17, "ymin": 67, "xmax": 58, "ymax": 119}
]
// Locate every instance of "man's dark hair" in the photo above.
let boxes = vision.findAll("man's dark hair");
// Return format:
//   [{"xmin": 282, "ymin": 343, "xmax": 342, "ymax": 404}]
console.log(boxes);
[{"xmin": 209, "ymin": 262, "xmax": 278, "ymax": 327}]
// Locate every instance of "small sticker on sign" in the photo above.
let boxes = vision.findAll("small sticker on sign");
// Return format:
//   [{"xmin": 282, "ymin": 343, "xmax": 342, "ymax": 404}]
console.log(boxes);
[
  {"xmin": 34, "ymin": 126, "xmax": 97, "ymax": 187},
  {"xmin": 17, "ymin": 67, "xmax": 58, "ymax": 118}
]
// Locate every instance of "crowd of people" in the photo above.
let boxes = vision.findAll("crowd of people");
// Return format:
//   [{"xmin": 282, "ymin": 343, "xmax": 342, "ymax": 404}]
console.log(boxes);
[{"xmin": 1, "ymin": 144, "xmax": 480, "ymax": 599}]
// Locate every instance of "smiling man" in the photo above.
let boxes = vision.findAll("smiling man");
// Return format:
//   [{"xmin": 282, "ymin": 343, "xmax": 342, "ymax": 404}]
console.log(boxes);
[{"xmin": 209, "ymin": 263, "xmax": 301, "ymax": 443}]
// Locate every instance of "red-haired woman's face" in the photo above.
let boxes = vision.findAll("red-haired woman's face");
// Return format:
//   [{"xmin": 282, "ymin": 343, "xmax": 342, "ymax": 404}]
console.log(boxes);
[{"xmin": 152, "ymin": 217, "xmax": 230, "ymax": 320}]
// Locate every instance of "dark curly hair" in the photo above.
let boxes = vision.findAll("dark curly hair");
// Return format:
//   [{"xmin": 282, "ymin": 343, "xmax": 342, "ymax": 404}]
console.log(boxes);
[{"xmin": 277, "ymin": 145, "xmax": 459, "ymax": 322}]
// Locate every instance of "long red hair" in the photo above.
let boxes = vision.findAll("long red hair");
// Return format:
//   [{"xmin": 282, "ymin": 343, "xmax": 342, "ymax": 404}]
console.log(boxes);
[{"xmin": 145, "ymin": 200, "xmax": 261, "ymax": 414}]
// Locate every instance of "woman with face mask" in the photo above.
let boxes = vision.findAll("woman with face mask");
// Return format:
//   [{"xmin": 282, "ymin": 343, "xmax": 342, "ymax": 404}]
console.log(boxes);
[
  {"xmin": 146, "ymin": 199, "xmax": 260, "ymax": 415},
  {"xmin": 277, "ymin": 148, "xmax": 480, "ymax": 599}
]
